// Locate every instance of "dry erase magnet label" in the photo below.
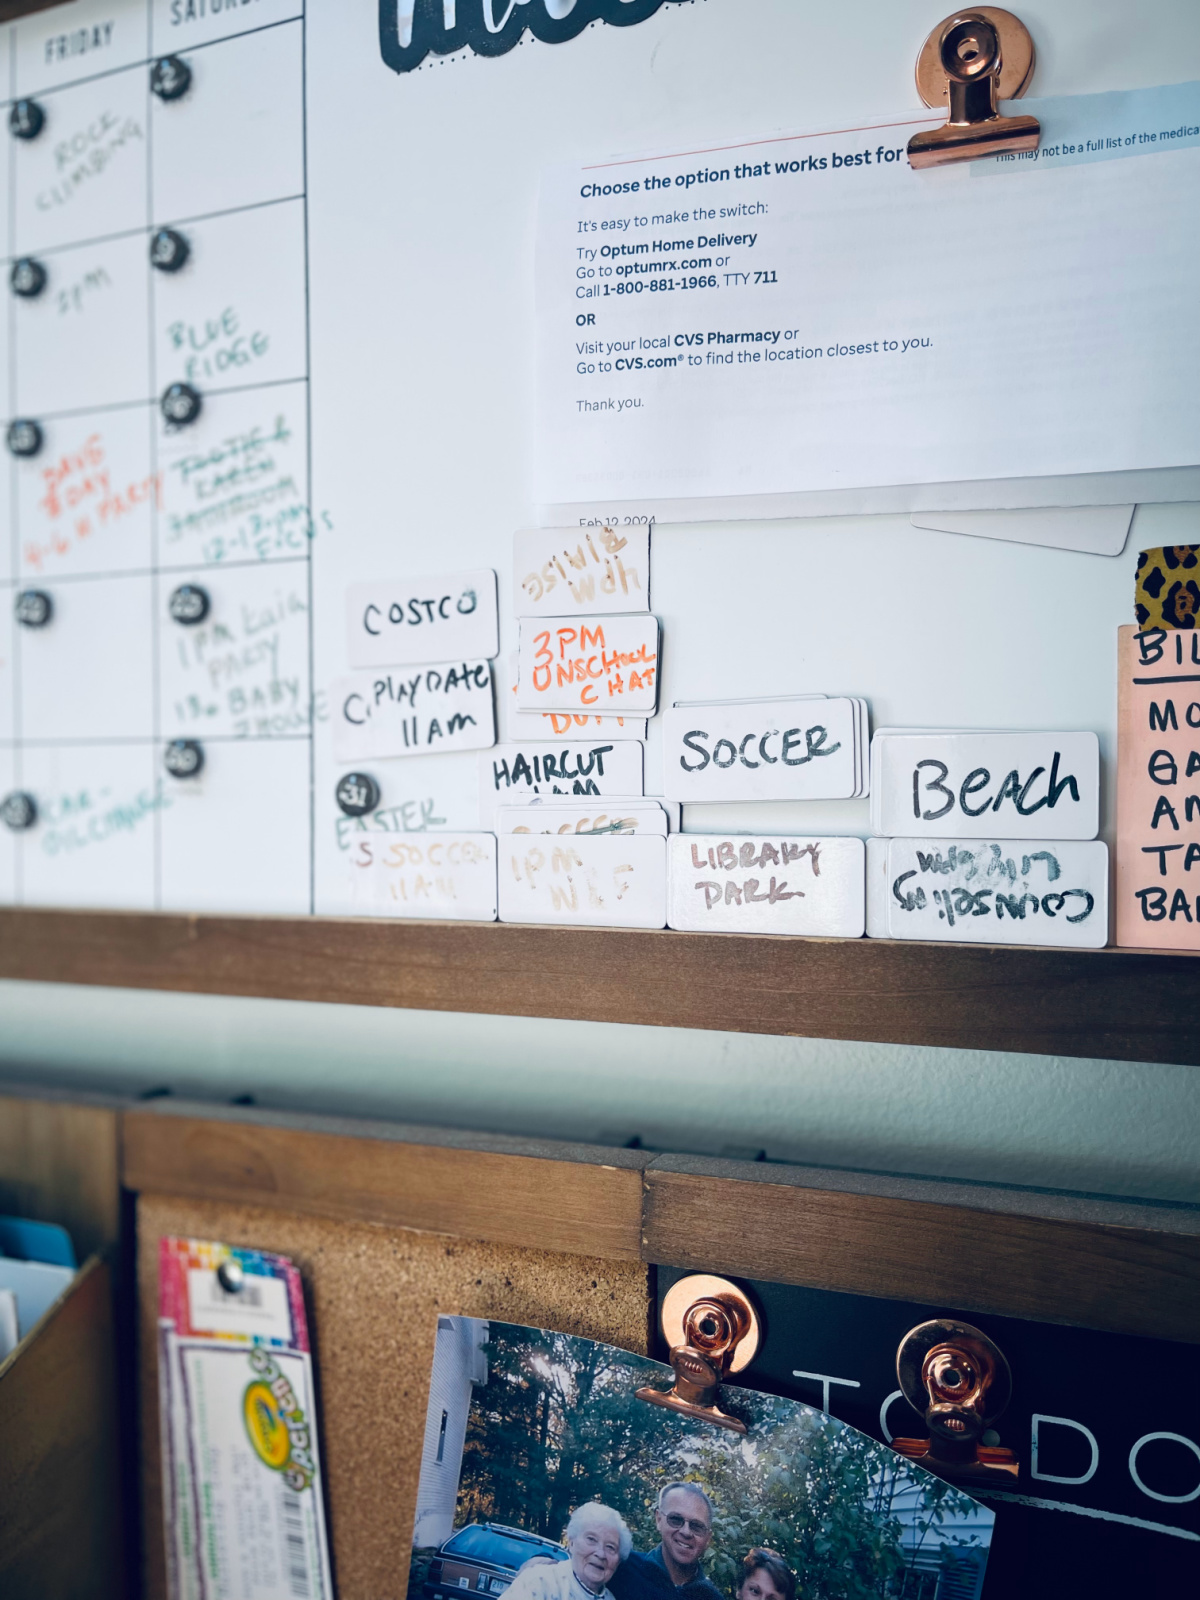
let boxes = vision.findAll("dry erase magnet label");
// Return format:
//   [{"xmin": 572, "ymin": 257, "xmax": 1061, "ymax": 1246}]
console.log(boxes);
[
  {"xmin": 873, "ymin": 731, "xmax": 1100, "ymax": 840},
  {"xmin": 513, "ymin": 524, "xmax": 650, "ymax": 617},
  {"xmin": 884, "ymin": 837, "xmax": 1109, "ymax": 947},
  {"xmin": 517, "ymin": 614, "xmax": 659, "ymax": 715},
  {"xmin": 663, "ymin": 698, "xmax": 860, "ymax": 803},
  {"xmin": 503, "ymin": 652, "xmax": 646, "ymax": 742},
  {"xmin": 497, "ymin": 800, "xmax": 669, "ymax": 836},
  {"xmin": 331, "ymin": 660, "xmax": 496, "ymax": 762},
  {"xmin": 481, "ymin": 739, "xmax": 644, "ymax": 823},
  {"xmin": 668, "ymin": 835, "xmax": 865, "ymax": 937},
  {"xmin": 498, "ymin": 833, "xmax": 667, "ymax": 928},
  {"xmin": 346, "ymin": 570, "xmax": 499, "ymax": 669},
  {"xmin": 346, "ymin": 832, "xmax": 498, "ymax": 921}
]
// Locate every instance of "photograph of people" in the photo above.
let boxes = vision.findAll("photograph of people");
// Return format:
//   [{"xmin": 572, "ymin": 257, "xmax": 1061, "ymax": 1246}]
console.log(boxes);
[
  {"xmin": 734, "ymin": 1549, "xmax": 796, "ymax": 1600},
  {"xmin": 609, "ymin": 1485, "xmax": 722, "ymax": 1600},
  {"xmin": 506, "ymin": 1505, "xmax": 631, "ymax": 1600},
  {"xmin": 410, "ymin": 1320, "xmax": 993, "ymax": 1600}
]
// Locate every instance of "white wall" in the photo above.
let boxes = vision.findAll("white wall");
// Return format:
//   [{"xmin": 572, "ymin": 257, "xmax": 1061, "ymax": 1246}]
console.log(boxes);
[{"xmin": 1, "ymin": 979, "xmax": 1196, "ymax": 1205}]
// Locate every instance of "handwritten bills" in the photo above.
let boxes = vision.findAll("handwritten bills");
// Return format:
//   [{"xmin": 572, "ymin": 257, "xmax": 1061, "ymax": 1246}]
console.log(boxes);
[
  {"xmin": 517, "ymin": 614, "xmax": 660, "ymax": 715},
  {"xmin": 346, "ymin": 570, "xmax": 498, "ymax": 668},
  {"xmin": 514, "ymin": 524, "xmax": 649, "ymax": 617},
  {"xmin": 668, "ymin": 835, "xmax": 864, "ymax": 936},
  {"xmin": 882, "ymin": 836, "xmax": 1108, "ymax": 947},
  {"xmin": 1117, "ymin": 624, "xmax": 1200, "ymax": 948},
  {"xmin": 871, "ymin": 730, "xmax": 1100, "ymax": 840},
  {"xmin": 346, "ymin": 832, "xmax": 497, "ymax": 920},
  {"xmin": 332, "ymin": 660, "xmax": 496, "ymax": 761},
  {"xmin": 498, "ymin": 833, "xmax": 667, "ymax": 927}
]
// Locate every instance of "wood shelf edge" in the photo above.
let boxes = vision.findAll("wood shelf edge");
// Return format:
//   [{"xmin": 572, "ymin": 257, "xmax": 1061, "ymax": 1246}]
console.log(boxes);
[{"xmin": 0, "ymin": 907, "xmax": 1196, "ymax": 1064}]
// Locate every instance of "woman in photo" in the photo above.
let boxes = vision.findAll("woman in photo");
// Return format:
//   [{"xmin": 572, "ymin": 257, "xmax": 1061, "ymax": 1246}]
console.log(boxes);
[
  {"xmin": 506, "ymin": 1504, "xmax": 632, "ymax": 1600},
  {"xmin": 734, "ymin": 1549, "xmax": 796, "ymax": 1600}
]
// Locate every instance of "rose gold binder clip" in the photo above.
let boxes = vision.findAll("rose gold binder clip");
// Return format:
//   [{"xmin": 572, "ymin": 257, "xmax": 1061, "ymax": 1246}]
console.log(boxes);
[
  {"xmin": 908, "ymin": 8, "xmax": 1040, "ymax": 168},
  {"xmin": 636, "ymin": 1274, "xmax": 761, "ymax": 1434}
]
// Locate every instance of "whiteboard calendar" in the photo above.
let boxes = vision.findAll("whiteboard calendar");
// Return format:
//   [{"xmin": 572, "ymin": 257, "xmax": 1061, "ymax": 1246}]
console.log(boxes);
[{"xmin": 0, "ymin": 0, "xmax": 1194, "ymax": 920}]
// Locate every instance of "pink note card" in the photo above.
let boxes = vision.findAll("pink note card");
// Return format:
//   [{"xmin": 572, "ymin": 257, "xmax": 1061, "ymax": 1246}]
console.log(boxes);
[{"xmin": 1116, "ymin": 624, "xmax": 1200, "ymax": 949}]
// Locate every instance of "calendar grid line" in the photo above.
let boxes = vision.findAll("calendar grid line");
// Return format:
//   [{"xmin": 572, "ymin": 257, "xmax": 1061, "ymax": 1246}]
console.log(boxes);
[
  {"xmin": 5, "ymin": 12, "xmax": 303, "ymax": 106},
  {"xmin": 145, "ymin": 0, "xmax": 162, "ymax": 911},
  {"xmin": 3, "ymin": 191, "xmax": 306, "ymax": 271},
  {"xmin": 301, "ymin": 0, "xmax": 314, "ymax": 915},
  {"xmin": 0, "ymin": 373, "xmax": 309, "ymax": 430}
]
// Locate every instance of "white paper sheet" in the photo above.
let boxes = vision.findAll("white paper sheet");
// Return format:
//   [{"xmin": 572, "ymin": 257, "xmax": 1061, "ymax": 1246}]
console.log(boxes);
[
  {"xmin": 536, "ymin": 83, "xmax": 1200, "ymax": 514},
  {"xmin": 909, "ymin": 504, "xmax": 1135, "ymax": 557}
]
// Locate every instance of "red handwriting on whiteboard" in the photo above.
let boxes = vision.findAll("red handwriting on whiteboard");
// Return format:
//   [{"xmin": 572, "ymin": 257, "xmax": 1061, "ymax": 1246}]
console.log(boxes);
[{"xmin": 26, "ymin": 434, "xmax": 161, "ymax": 571}]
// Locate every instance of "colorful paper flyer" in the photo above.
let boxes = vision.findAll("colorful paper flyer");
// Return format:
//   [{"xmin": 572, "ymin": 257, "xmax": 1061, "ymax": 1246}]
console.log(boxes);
[{"xmin": 158, "ymin": 1237, "xmax": 334, "ymax": 1600}]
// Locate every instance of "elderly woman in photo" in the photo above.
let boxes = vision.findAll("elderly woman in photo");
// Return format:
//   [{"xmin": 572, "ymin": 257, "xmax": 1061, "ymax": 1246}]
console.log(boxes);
[{"xmin": 506, "ymin": 1504, "xmax": 632, "ymax": 1600}]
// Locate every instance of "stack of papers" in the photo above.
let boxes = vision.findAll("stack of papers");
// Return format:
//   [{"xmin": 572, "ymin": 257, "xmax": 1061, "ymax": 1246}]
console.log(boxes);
[
  {"xmin": 0, "ymin": 1215, "xmax": 78, "ymax": 1359},
  {"xmin": 663, "ymin": 695, "xmax": 869, "ymax": 803}
]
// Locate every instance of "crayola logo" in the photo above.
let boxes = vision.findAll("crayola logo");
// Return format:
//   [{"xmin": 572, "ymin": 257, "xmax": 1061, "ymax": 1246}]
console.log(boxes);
[
  {"xmin": 244, "ymin": 1381, "xmax": 292, "ymax": 1470},
  {"xmin": 243, "ymin": 1346, "xmax": 317, "ymax": 1492}
]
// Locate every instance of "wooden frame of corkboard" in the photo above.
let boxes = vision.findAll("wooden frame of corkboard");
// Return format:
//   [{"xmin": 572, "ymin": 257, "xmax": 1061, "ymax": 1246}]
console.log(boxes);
[{"xmin": 121, "ymin": 1097, "xmax": 1200, "ymax": 1600}]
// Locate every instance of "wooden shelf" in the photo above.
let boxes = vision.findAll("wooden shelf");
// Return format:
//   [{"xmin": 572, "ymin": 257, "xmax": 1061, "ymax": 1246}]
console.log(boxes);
[{"xmin": 0, "ymin": 907, "xmax": 1196, "ymax": 1064}]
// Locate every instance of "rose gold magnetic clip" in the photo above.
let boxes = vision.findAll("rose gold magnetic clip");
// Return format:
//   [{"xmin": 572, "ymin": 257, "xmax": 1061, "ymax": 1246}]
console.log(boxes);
[
  {"xmin": 891, "ymin": 1318, "xmax": 1020, "ymax": 1483},
  {"xmin": 636, "ymin": 1274, "xmax": 761, "ymax": 1434},
  {"xmin": 908, "ymin": 8, "xmax": 1040, "ymax": 168}
]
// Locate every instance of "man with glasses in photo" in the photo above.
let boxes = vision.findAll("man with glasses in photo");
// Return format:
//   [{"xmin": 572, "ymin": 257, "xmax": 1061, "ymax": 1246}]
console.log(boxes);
[{"xmin": 608, "ymin": 1484, "xmax": 723, "ymax": 1600}]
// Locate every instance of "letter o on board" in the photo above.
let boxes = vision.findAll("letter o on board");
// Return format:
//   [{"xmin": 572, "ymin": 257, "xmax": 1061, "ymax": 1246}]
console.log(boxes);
[{"xmin": 1128, "ymin": 1433, "xmax": 1200, "ymax": 1503}]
